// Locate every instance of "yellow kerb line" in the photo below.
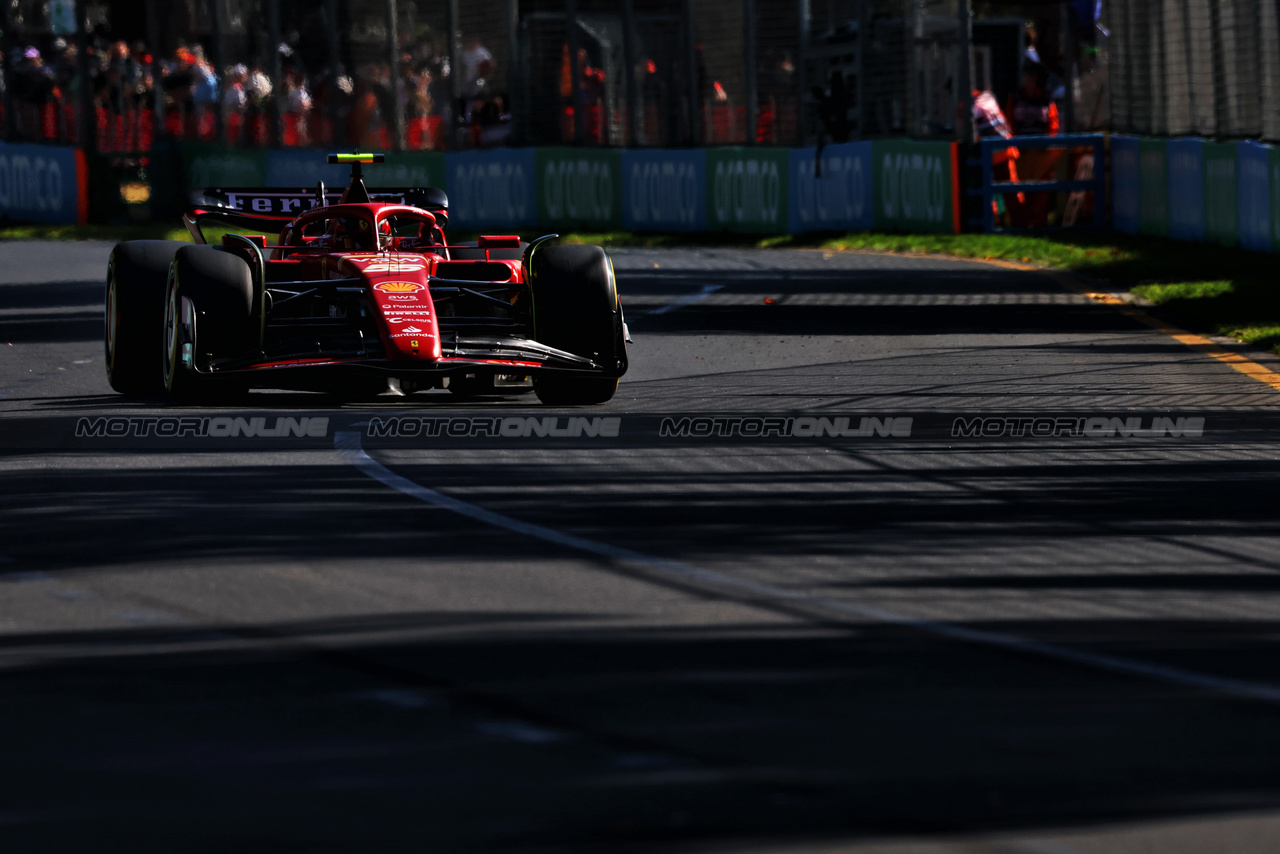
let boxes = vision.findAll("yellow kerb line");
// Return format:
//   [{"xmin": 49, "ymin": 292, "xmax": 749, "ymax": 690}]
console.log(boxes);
[{"xmin": 983, "ymin": 257, "xmax": 1280, "ymax": 393}]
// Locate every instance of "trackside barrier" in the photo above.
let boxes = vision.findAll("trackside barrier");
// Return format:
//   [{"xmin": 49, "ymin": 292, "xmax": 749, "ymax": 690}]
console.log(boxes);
[
  {"xmin": 43, "ymin": 136, "xmax": 1280, "ymax": 251},
  {"xmin": 1117, "ymin": 136, "xmax": 1280, "ymax": 253},
  {"xmin": 0, "ymin": 142, "xmax": 88, "ymax": 225},
  {"xmin": 968, "ymin": 134, "xmax": 1107, "ymax": 233},
  {"xmin": 789, "ymin": 142, "xmax": 874, "ymax": 234},
  {"xmin": 874, "ymin": 140, "xmax": 959, "ymax": 234},
  {"xmin": 622, "ymin": 149, "xmax": 706, "ymax": 232}
]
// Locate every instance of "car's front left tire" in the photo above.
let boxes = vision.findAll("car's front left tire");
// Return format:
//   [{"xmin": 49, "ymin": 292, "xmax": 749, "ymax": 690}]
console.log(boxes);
[
  {"xmin": 163, "ymin": 246, "xmax": 255, "ymax": 402},
  {"xmin": 105, "ymin": 240, "xmax": 188, "ymax": 395}
]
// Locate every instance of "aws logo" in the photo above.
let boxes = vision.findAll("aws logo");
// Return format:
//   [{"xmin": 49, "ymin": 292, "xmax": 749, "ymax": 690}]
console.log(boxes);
[{"xmin": 375, "ymin": 282, "xmax": 425, "ymax": 293}]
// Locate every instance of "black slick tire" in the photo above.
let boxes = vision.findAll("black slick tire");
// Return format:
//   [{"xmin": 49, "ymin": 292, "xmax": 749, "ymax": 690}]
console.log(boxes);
[
  {"xmin": 529, "ymin": 245, "xmax": 624, "ymax": 406},
  {"xmin": 105, "ymin": 240, "xmax": 187, "ymax": 395},
  {"xmin": 163, "ymin": 245, "xmax": 254, "ymax": 403}
]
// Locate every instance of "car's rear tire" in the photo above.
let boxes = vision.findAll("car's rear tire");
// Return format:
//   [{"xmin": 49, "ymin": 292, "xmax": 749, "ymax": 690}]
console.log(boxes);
[
  {"xmin": 105, "ymin": 240, "xmax": 187, "ymax": 395},
  {"xmin": 163, "ymin": 246, "xmax": 255, "ymax": 403},
  {"xmin": 529, "ymin": 245, "xmax": 625, "ymax": 406}
]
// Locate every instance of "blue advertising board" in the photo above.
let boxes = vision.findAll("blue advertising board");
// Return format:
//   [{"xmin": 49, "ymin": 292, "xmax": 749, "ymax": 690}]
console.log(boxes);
[
  {"xmin": 1237, "ymin": 141, "xmax": 1272, "ymax": 253},
  {"xmin": 1167, "ymin": 138, "xmax": 1205, "ymax": 242},
  {"xmin": 621, "ymin": 149, "xmax": 705, "ymax": 232},
  {"xmin": 445, "ymin": 148, "xmax": 537, "ymax": 230},
  {"xmin": 1110, "ymin": 135, "xmax": 1140, "ymax": 234},
  {"xmin": 0, "ymin": 142, "xmax": 83, "ymax": 224},
  {"xmin": 789, "ymin": 141, "xmax": 873, "ymax": 234},
  {"xmin": 1203, "ymin": 141, "xmax": 1238, "ymax": 247}
]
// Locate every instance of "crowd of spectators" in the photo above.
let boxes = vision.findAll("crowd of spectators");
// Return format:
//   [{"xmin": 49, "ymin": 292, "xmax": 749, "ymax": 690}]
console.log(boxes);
[{"xmin": 2, "ymin": 30, "xmax": 512, "ymax": 153}]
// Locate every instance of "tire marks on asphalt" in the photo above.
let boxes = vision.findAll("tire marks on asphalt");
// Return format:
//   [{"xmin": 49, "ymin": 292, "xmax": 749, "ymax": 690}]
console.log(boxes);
[{"xmin": 336, "ymin": 430, "xmax": 1280, "ymax": 707}]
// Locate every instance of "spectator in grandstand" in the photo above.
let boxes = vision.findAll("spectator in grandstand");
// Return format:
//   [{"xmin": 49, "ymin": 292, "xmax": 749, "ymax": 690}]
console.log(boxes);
[
  {"xmin": 161, "ymin": 45, "xmax": 197, "ymax": 135},
  {"xmin": 13, "ymin": 47, "xmax": 55, "ymax": 140},
  {"xmin": 638, "ymin": 57, "xmax": 667, "ymax": 145},
  {"xmin": 191, "ymin": 49, "xmax": 220, "ymax": 140},
  {"xmin": 405, "ymin": 61, "xmax": 437, "ymax": 150},
  {"xmin": 222, "ymin": 64, "xmax": 248, "ymax": 143},
  {"xmin": 347, "ymin": 67, "xmax": 385, "ymax": 149},
  {"xmin": 234, "ymin": 64, "xmax": 271, "ymax": 145},
  {"xmin": 49, "ymin": 39, "xmax": 76, "ymax": 88},
  {"xmin": 1009, "ymin": 63, "xmax": 1063, "ymax": 227},
  {"xmin": 972, "ymin": 87, "xmax": 1022, "ymax": 208},
  {"xmin": 474, "ymin": 94, "xmax": 511, "ymax": 148},
  {"xmin": 247, "ymin": 64, "xmax": 272, "ymax": 104},
  {"xmin": 1024, "ymin": 22, "xmax": 1041, "ymax": 66},
  {"xmin": 459, "ymin": 36, "xmax": 494, "ymax": 105},
  {"xmin": 307, "ymin": 70, "xmax": 348, "ymax": 148},
  {"xmin": 106, "ymin": 42, "xmax": 133, "ymax": 95},
  {"xmin": 755, "ymin": 48, "xmax": 795, "ymax": 144},
  {"xmin": 812, "ymin": 69, "xmax": 850, "ymax": 145},
  {"xmin": 43, "ymin": 39, "xmax": 81, "ymax": 141},
  {"xmin": 283, "ymin": 67, "xmax": 312, "ymax": 146},
  {"xmin": 559, "ymin": 45, "xmax": 604, "ymax": 143},
  {"xmin": 1011, "ymin": 63, "xmax": 1059, "ymax": 136}
]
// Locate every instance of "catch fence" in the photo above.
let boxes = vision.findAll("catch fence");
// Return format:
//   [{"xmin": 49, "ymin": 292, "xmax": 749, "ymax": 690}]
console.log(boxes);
[
  {"xmin": 1, "ymin": 0, "xmax": 1006, "ymax": 154},
  {"xmin": 1110, "ymin": 0, "xmax": 1280, "ymax": 142}
]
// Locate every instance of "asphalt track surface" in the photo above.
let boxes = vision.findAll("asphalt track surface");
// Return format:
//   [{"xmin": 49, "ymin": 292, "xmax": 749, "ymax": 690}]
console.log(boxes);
[{"xmin": 4, "ymin": 240, "xmax": 1280, "ymax": 853}]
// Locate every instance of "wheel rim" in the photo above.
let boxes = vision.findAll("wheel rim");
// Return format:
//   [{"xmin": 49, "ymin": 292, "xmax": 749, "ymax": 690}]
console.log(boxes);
[
  {"xmin": 104, "ymin": 259, "xmax": 118, "ymax": 374},
  {"xmin": 163, "ymin": 272, "xmax": 179, "ymax": 391}
]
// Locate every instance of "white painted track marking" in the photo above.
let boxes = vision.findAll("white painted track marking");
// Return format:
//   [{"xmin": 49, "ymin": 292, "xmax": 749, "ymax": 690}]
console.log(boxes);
[
  {"xmin": 335, "ymin": 432, "xmax": 1280, "ymax": 706},
  {"xmin": 636, "ymin": 284, "xmax": 723, "ymax": 317}
]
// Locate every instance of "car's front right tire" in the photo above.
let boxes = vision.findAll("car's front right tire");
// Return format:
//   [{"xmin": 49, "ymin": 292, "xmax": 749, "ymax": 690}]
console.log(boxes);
[{"xmin": 529, "ymin": 244, "xmax": 625, "ymax": 406}]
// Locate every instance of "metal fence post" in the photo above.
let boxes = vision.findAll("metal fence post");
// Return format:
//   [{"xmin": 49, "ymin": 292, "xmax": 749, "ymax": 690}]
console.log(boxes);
[
  {"xmin": 386, "ymin": 0, "xmax": 403, "ymax": 150},
  {"xmin": 1, "ymin": 0, "xmax": 12, "ymax": 139},
  {"xmin": 567, "ymin": 0, "xmax": 584, "ymax": 144},
  {"xmin": 1181, "ymin": 0, "xmax": 1197, "ymax": 134},
  {"xmin": 1060, "ymin": 1, "xmax": 1075, "ymax": 134},
  {"xmin": 858, "ymin": 0, "xmax": 870, "ymax": 139},
  {"xmin": 268, "ymin": 0, "xmax": 283, "ymax": 147},
  {"xmin": 744, "ymin": 0, "xmax": 758, "ymax": 145},
  {"xmin": 326, "ymin": 0, "xmax": 342, "ymax": 148},
  {"xmin": 684, "ymin": 0, "xmax": 699, "ymax": 146},
  {"xmin": 957, "ymin": 0, "xmax": 972, "ymax": 142},
  {"xmin": 622, "ymin": 0, "xmax": 638, "ymax": 147},
  {"xmin": 798, "ymin": 0, "xmax": 809, "ymax": 145},
  {"xmin": 147, "ymin": 0, "xmax": 164, "ymax": 140},
  {"xmin": 75, "ymin": 0, "xmax": 94, "ymax": 150},
  {"xmin": 446, "ymin": 0, "xmax": 460, "ymax": 147},
  {"xmin": 508, "ymin": 0, "xmax": 523, "ymax": 146},
  {"xmin": 210, "ymin": 0, "xmax": 224, "ymax": 142}
]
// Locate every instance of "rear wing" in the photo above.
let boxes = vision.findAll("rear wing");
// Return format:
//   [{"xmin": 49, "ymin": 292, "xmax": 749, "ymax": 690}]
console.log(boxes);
[
  {"xmin": 189, "ymin": 186, "xmax": 449, "ymax": 217},
  {"xmin": 184, "ymin": 186, "xmax": 451, "ymax": 243}
]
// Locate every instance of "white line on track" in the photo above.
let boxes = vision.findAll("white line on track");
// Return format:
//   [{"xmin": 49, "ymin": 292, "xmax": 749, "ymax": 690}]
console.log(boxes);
[
  {"xmin": 636, "ymin": 284, "xmax": 723, "ymax": 317},
  {"xmin": 335, "ymin": 432, "xmax": 1280, "ymax": 707}
]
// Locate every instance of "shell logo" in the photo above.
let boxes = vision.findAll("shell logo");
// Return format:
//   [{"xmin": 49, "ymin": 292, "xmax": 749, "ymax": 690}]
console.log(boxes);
[{"xmin": 375, "ymin": 282, "xmax": 424, "ymax": 293}]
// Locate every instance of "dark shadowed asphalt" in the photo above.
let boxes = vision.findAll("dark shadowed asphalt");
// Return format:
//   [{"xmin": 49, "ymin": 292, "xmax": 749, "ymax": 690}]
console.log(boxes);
[{"xmin": 3, "ymin": 241, "xmax": 1280, "ymax": 853}]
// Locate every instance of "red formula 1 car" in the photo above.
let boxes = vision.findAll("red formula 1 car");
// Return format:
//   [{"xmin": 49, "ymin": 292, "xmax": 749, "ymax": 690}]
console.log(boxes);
[{"xmin": 104, "ymin": 153, "xmax": 628, "ymax": 404}]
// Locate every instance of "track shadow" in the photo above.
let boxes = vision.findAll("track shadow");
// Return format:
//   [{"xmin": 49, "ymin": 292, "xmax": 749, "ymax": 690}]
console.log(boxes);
[{"xmin": 3, "ymin": 611, "xmax": 1280, "ymax": 852}]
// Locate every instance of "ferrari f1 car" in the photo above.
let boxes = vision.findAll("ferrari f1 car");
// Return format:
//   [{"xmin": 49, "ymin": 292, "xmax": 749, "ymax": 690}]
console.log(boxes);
[{"xmin": 104, "ymin": 153, "xmax": 628, "ymax": 404}]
